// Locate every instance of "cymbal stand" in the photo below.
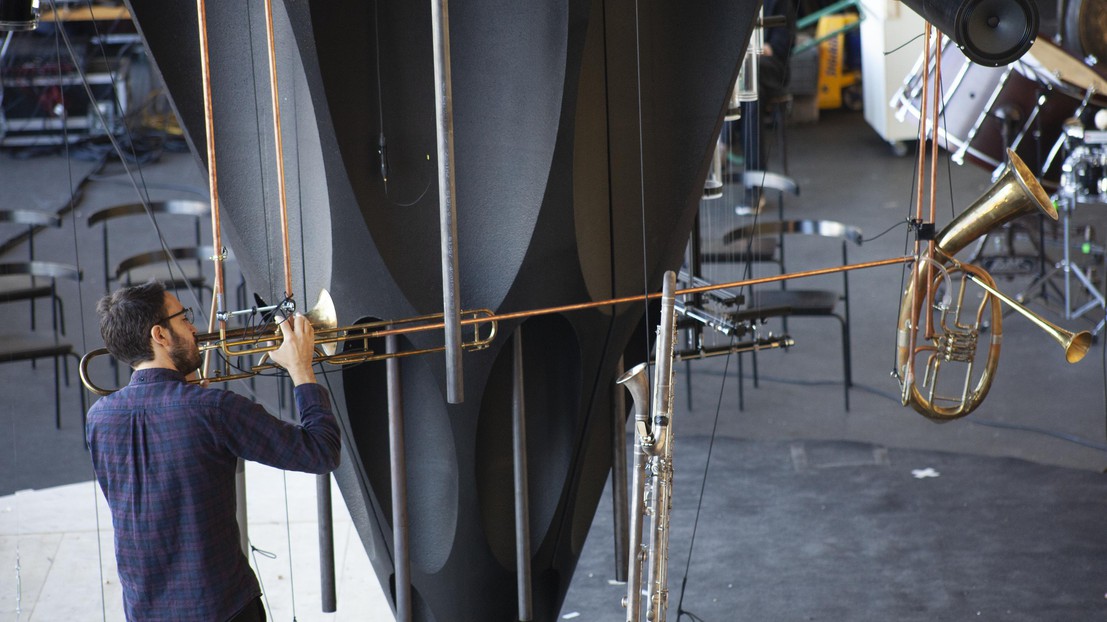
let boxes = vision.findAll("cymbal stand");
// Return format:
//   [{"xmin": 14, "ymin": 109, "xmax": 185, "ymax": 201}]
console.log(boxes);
[{"xmin": 1019, "ymin": 190, "xmax": 1106, "ymax": 329}]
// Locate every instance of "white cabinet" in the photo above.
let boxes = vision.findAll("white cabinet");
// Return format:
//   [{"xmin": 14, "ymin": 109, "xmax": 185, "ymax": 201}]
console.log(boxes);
[{"xmin": 860, "ymin": 0, "xmax": 925, "ymax": 151}]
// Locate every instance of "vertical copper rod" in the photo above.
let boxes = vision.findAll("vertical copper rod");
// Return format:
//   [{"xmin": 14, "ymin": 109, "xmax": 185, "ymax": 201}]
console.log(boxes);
[
  {"xmin": 925, "ymin": 38, "xmax": 943, "ymax": 337},
  {"xmin": 907, "ymin": 23, "xmax": 932, "ymax": 381},
  {"xmin": 263, "ymin": 0, "xmax": 294, "ymax": 300},
  {"xmin": 914, "ymin": 23, "xmax": 930, "ymax": 231},
  {"xmin": 195, "ymin": 0, "xmax": 225, "ymax": 380}
]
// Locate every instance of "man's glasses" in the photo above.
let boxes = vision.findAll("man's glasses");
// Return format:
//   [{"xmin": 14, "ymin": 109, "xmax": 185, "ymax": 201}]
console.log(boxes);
[{"xmin": 157, "ymin": 307, "xmax": 194, "ymax": 326}]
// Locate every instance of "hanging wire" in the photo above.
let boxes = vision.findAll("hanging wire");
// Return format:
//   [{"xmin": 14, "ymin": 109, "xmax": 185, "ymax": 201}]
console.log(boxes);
[
  {"xmin": 674, "ymin": 337, "xmax": 735, "ymax": 622},
  {"xmin": 46, "ymin": 0, "xmax": 208, "ymax": 315}
]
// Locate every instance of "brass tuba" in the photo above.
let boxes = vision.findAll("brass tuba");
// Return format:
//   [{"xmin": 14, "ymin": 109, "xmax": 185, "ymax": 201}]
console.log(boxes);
[{"xmin": 896, "ymin": 150, "xmax": 1090, "ymax": 420}]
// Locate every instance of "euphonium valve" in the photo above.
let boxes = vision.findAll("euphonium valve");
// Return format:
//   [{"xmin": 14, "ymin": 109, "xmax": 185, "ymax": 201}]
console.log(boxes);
[{"xmin": 895, "ymin": 150, "xmax": 1088, "ymax": 421}]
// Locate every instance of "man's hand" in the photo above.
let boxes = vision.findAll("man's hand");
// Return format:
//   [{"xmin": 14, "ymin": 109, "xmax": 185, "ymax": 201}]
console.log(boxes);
[{"xmin": 269, "ymin": 313, "xmax": 318, "ymax": 386}]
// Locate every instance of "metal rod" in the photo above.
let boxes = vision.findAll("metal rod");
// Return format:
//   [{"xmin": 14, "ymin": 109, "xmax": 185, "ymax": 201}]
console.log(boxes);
[
  {"xmin": 317, "ymin": 474, "xmax": 336, "ymax": 613},
  {"xmin": 235, "ymin": 458, "xmax": 248, "ymax": 556},
  {"xmin": 371, "ymin": 256, "xmax": 913, "ymax": 338},
  {"xmin": 512, "ymin": 327, "xmax": 533, "ymax": 621},
  {"xmin": 431, "ymin": 0, "xmax": 464, "ymax": 404},
  {"xmin": 611, "ymin": 357, "xmax": 629, "ymax": 583},
  {"xmin": 387, "ymin": 334, "xmax": 412, "ymax": 622},
  {"xmin": 195, "ymin": 0, "xmax": 226, "ymax": 379},
  {"xmin": 262, "ymin": 0, "xmax": 294, "ymax": 300}
]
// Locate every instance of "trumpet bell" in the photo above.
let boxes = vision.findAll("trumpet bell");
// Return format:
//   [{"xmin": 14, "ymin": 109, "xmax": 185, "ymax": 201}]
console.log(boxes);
[
  {"xmin": 307, "ymin": 289, "xmax": 339, "ymax": 356},
  {"xmin": 1064, "ymin": 331, "xmax": 1092, "ymax": 364}
]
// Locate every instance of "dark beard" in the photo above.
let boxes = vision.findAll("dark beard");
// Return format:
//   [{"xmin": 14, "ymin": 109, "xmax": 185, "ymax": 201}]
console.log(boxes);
[{"xmin": 169, "ymin": 331, "xmax": 203, "ymax": 375}]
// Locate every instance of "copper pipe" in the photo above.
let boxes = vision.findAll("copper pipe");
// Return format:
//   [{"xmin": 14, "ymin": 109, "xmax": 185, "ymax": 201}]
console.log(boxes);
[
  {"xmin": 371, "ymin": 256, "xmax": 913, "ymax": 339},
  {"xmin": 263, "ymin": 0, "xmax": 294, "ymax": 300},
  {"xmin": 195, "ymin": 0, "xmax": 225, "ymax": 379}
]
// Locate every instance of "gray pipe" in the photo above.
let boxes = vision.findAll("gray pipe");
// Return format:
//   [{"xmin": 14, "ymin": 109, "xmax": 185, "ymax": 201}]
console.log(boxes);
[
  {"xmin": 235, "ymin": 458, "xmax": 248, "ymax": 556},
  {"xmin": 611, "ymin": 357, "xmax": 629, "ymax": 582},
  {"xmin": 317, "ymin": 473, "xmax": 336, "ymax": 612},
  {"xmin": 512, "ymin": 327, "xmax": 533, "ymax": 620},
  {"xmin": 431, "ymin": 0, "xmax": 464, "ymax": 404},
  {"xmin": 387, "ymin": 334, "xmax": 412, "ymax": 622}
]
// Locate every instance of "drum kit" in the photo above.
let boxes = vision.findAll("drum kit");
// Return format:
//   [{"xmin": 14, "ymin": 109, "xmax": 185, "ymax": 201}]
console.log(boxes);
[{"xmin": 892, "ymin": 6, "xmax": 1107, "ymax": 330}]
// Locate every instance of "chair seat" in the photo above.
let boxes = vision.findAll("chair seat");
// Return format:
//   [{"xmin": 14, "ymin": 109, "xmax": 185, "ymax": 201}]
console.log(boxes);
[
  {"xmin": 0, "ymin": 276, "xmax": 54, "ymax": 303},
  {"xmin": 119, "ymin": 264, "xmax": 206, "ymax": 290},
  {"xmin": 0, "ymin": 332, "xmax": 75, "ymax": 362},
  {"xmin": 746, "ymin": 289, "xmax": 840, "ymax": 316},
  {"xmin": 700, "ymin": 236, "xmax": 779, "ymax": 264}
]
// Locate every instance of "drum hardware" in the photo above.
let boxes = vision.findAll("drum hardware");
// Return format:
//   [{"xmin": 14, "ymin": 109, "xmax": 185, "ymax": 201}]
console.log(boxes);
[
  {"xmin": 893, "ymin": 37, "xmax": 1107, "ymax": 190},
  {"xmin": 1015, "ymin": 188, "xmax": 1107, "ymax": 325},
  {"xmin": 1015, "ymin": 116, "xmax": 1107, "ymax": 327}
]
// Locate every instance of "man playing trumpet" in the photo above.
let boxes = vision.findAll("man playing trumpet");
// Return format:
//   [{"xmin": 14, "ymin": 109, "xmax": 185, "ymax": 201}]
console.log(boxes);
[{"xmin": 86, "ymin": 281, "xmax": 341, "ymax": 622}]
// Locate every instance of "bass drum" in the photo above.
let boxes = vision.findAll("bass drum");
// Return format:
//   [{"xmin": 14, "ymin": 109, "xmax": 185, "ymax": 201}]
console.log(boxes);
[
  {"xmin": 893, "ymin": 37, "xmax": 1107, "ymax": 189},
  {"xmin": 1061, "ymin": 0, "xmax": 1107, "ymax": 72}
]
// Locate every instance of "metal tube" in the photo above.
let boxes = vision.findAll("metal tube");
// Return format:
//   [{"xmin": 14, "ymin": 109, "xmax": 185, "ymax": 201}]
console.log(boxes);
[
  {"xmin": 611, "ymin": 357, "xmax": 629, "ymax": 583},
  {"xmin": 195, "ymin": 0, "xmax": 226, "ymax": 379},
  {"xmin": 262, "ymin": 0, "xmax": 294, "ymax": 300},
  {"xmin": 512, "ymin": 327, "xmax": 533, "ymax": 621},
  {"xmin": 317, "ymin": 474, "xmax": 336, "ymax": 613},
  {"xmin": 235, "ymin": 459, "xmax": 248, "ymax": 556},
  {"xmin": 430, "ymin": 0, "xmax": 464, "ymax": 404},
  {"xmin": 387, "ymin": 334, "xmax": 412, "ymax": 622}
]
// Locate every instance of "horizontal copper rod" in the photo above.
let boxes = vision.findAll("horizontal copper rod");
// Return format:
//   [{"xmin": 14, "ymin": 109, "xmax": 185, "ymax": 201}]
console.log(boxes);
[{"xmin": 373, "ymin": 255, "xmax": 913, "ymax": 338}]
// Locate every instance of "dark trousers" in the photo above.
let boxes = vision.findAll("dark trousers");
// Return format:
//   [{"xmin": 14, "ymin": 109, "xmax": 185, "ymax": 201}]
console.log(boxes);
[{"xmin": 227, "ymin": 596, "xmax": 266, "ymax": 622}]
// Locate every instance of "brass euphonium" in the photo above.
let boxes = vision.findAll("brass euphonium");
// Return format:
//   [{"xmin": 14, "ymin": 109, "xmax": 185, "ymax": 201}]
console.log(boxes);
[
  {"xmin": 896, "ymin": 149, "xmax": 1091, "ymax": 421},
  {"xmin": 616, "ymin": 270, "xmax": 678, "ymax": 622}
]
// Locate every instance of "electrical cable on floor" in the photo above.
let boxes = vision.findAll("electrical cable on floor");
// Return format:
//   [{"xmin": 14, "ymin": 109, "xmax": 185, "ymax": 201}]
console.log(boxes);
[{"xmin": 968, "ymin": 419, "xmax": 1107, "ymax": 454}]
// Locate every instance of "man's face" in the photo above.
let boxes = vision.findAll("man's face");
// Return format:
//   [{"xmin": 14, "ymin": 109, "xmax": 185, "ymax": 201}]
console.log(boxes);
[{"xmin": 160, "ymin": 294, "xmax": 202, "ymax": 374}]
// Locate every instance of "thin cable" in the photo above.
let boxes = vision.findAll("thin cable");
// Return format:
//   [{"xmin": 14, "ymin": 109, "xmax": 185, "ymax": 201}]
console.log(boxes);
[
  {"xmin": 674, "ymin": 339, "xmax": 734, "ymax": 622},
  {"xmin": 249, "ymin": 542, "xmax": 278, "ymax": 619},
  {"xmin": 632, "ymin": 0, "xmax": 653, "ymax": 381},
  {"xmin": 50, "ymin": 13, "xmax": 108, "ymax": 619},
  {"xmin": 884, "ymin": 32, "xmax": 926, "ymax": 56},
  {"xmin": 244, "ymin": 0, "xmax": 277, "ymax": 304},
  {"xmin": 278, "ymin": 379, "xmax": 300, "ymax": 620},
  {"xmin": 46, "ymin": 0, "xmax": 206, "ymax": 313}
]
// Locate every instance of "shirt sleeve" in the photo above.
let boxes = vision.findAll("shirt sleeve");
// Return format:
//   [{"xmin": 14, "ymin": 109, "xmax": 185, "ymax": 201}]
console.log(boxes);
[{"xmin": 214, "ymin": 383, "xmax": 342, "ymax": 474}]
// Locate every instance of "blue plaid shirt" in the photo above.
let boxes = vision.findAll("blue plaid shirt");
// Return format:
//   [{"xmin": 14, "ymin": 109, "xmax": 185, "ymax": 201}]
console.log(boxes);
[{"xmin": 86, "ymin": 368, "xmax": 341, "ymax": 621}]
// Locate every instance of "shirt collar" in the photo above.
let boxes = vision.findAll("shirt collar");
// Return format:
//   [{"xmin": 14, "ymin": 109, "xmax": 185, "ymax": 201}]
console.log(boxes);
[{"xmin": 130, "ymin": 367, "xmax": 186, "ymax": 385}]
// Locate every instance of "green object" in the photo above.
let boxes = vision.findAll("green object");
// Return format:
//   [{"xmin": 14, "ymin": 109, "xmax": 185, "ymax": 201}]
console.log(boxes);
[
  {"xmin": 1082, "ymin": 242, "xmax": 1092, "ymax": 254},
  {"xmin": 793, "ymin": 0, "xmax": 865, "ymax": 56}
]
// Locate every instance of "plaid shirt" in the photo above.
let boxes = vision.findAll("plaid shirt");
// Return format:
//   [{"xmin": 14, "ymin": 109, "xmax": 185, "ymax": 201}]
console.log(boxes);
[{"xmin": 86, "ymin": 367, "xmax": 341, "ymax": 621}]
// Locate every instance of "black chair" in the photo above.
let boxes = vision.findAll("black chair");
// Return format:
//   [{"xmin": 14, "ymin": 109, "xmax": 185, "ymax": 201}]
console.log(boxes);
[
  {"xmin": 722, "ymin": 219, "xmax": 863, "ymax": 410},
  {"xmin": 87, "ymin": 199, "xmax": 210, "ymax": 300},
  {"xmin": 0, "ymin": 261, "xmax": 85, "ymax": 427},
  {"xmin": 0, "ymin": 209, "xmax": 63, "ymax": 330}
]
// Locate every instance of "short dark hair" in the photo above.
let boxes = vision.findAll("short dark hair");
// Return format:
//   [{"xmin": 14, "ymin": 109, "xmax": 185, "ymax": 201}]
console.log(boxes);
[{"xmin": 96, "ymin": 281, "xmax": 168, "ymax": 366}]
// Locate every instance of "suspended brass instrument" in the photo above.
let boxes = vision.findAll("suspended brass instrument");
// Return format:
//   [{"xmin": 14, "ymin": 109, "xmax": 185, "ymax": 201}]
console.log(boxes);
[
  {"xmin": 78, "ymin": 290, "xmax": 498, "ymax": 396},
  {"xmin": 895, "ymin": 149, "xmax": 1092, "ymax": 421},
  {"xmin": 80, "ymin": 152, "xmax": 1090, "ymax": 411}
]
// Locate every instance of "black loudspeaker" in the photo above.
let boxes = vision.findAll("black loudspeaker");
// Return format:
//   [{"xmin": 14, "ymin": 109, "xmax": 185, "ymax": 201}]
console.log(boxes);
[
  {"xmin": 0, "ymin": 0, "xmax": 37, "ymax": 31},
  {"xmin": 900, "ymin": 0, "xmax": 1039, "ymax": 66}
]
